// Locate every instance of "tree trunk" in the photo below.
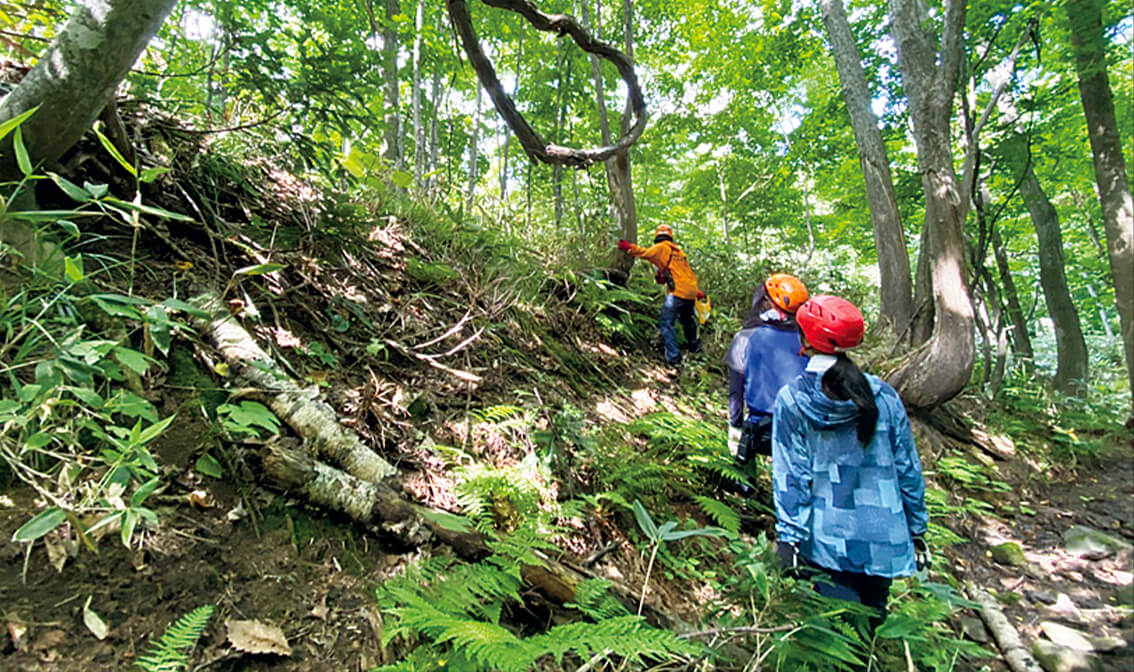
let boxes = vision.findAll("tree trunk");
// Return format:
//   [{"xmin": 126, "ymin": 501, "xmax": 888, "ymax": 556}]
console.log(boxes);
[
  {"xmin": 411, "ymin": 0, "xmax": 424, "ymax": 189},
  {"xmin": 884, "ymin": 0, "xmax": 975, "ymax": 408},
  {"xmin": 382, "ymin": 0, "xmax": 402, "ymax": 169},
  {"xmin": 553, "ymin": 40, "xmax": 569, "ymax": 228},
  {"xmin": 1012, "ymin": 154, "xmax": 1089, "ymax": 395},
  {"xmin": 0, "ymin": 0, "xmax": 178, "ymax": 179},
  {"xmin": 467, "ymin": 83, "xmax": 482, "ymax": 206},
  {"xmin": 428, "ymin": 68, "xmax": 443, "ymax": 195},
  {"xmin": 608, "ymin": 0, "xmax": 639, "ymax": 275},
  {"xmin": 991, "ymin": 227, "xmax": 1035, "ymax": 371},
  {"xmin": 819, "ymin": 0, "xmax": 913, "ymax": 332},
  {"xmin": 1067, "ymin": 0, "xmax": 1134, "ymax": 422}
]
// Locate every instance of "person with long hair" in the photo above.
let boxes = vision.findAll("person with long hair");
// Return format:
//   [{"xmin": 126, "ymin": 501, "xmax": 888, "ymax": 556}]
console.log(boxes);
[
  {"xmin": 772, "ymin": 295, "xmax": 929, "ymax": 621},
  {"xmin": 723, "ymin": 274, "xmax": 809, "ymax": 490},
  {"xmin": 618, "ymin": 225, "xmax": 703, "ymax": 366}
]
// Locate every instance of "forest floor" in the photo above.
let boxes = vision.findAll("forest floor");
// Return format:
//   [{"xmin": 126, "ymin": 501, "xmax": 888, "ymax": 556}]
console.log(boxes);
[{"xmin": 0, "ymin": 365, "xmax": 1130, "ymax": 671}]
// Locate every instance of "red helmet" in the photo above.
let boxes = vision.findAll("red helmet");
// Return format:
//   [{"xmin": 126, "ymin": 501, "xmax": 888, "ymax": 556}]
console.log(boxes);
[{"xmin": 797, "ymin": 295, "xmax": 865, "ymax": 354}]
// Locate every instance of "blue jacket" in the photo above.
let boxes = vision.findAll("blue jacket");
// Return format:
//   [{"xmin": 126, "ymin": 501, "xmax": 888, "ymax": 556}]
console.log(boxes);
[
  {"xmin": 772, "ymin": 369, "xmax": 928, "ymax": 578},
  {"xmin": 742, "ymin": 326, "xmax": 806, "ymax": 417}
]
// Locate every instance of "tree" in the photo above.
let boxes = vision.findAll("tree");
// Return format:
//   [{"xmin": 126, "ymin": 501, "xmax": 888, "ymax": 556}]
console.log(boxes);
[
  {"xmin": 819, "ymin": 0, "xmax": 913, "ymax": 332},
  {"xmin": 1009, "ymin": 139, "xmax": 1090, "ymax": 395},
  {"xmin": 884, "ymin": 0, "xmax": 975, "ymax": 408},
  {"xmin": 383, "ymin": 0, "xmax": 404, "ymax": 169},
  {"xmin": 0, "ymin": 0, "xmax": 178, "ymax": 179},
  {"xmin": 1066, "ymin": 0, "xmax": 1134, "ymax": 422}
]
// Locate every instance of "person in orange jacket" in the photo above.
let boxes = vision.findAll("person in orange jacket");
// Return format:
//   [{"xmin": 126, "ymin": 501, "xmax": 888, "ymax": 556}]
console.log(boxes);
[{"xmin": 618, "ymin": 224, "xmax": 703, "ymax": 366}]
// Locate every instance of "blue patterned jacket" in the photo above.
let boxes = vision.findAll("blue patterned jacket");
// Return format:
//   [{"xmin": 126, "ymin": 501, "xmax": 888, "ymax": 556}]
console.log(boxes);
[{"xmin": 772, "ymin": 368, "xmax": 928, "ymax": 578}]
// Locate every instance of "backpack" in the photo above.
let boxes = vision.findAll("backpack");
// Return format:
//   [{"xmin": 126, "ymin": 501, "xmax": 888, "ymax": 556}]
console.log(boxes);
[{"xmin": 654, "ymin": 245, "xmax": 676, "ymax": 291}]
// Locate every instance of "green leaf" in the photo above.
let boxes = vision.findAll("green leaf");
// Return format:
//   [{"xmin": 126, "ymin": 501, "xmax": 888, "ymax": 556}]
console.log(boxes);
[
  {"xmin": 55, "ymin": 219, "xmax": 80, "ymax": 238},
  {"xmin": 195, "ymin": 453, "xmax": 224, "ymax": 478},
  {"xmin": 84, "ymin": 181, "xmax": 109, "ymax": 199},
  {"xmin": 233, "ymin": 263, "xmax": 285, "ymax": 276},
  {"xmin": 658, "ymin": 526, "xmax": 726, "ymax": 542},
  {"xmin": 130, "ymin": 477, "xmax": 162, "ymax": 507},
  {"xmin": 64, "ymin": 255, "xmax": 84, "ymax": 283},
  {"xmin": 0, "ymin": 105, "xmax": 38, "ymax": 143},
  {"xmin": 68, "ymin": 387, "xmax": 105, "ymax": 408},
  {"xmin": 24, "ymin": 432, "xmax": 52, "ymax": 450},
  {"xmin": 121, "ymin": 509, "xmax": 139, "ymax": 547},
  {"xmin": 632, "ymin": 500, "xmax": 659, "ymax": 541},
  {"xmin": 137, "ymin": 414, "xmax": 176, "ymax": 445},
  {"xmin": 139, "ymin": 166, "xmax": 171, "ymax": 183},
  {"xmin": 114, "ymin": 347, "xmax": 149, "ymax": 375},
  {"xmin": 48, "ymin": 173, "xmax": 90, "ymax": 203},
  {"xmin": 13, "ymin": 127, "xmax": 33, "ymax": 176},
  {"xmin": 160, "ymin": 298, "xmax": 210, "ymax": 318},
  {"xmin": 102, "ymin": 196, "xmax": 194, "ymax": 221},
  {"xmin": 419, "ymin": 509, "xmax": 475, "ymax": 534},
  {"xmin": 92, "ymin": 121, "xmax": 137, "ymax": 177},
  {"xmin": 391, "ymin": 169, "xmax": 414, "ymax": 188},
  {"xmin": 12, "ymin": 507, "xmax": 65, "ymax": 542}
]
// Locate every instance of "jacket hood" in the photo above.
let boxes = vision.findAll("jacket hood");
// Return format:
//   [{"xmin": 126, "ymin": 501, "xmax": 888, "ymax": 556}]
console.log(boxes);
[{"xmin": 793, "ymin": 370, "xmax": 885, "ymax": 429}]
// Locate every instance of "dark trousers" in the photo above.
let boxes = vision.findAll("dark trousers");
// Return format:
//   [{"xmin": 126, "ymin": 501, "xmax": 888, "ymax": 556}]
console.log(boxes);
[{"xmin": 660, "ymin": 294, "xmax": 699, "ymax": 364}]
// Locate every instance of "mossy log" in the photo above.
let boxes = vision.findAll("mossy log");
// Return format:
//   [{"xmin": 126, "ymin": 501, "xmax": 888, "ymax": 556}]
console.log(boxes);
[{"xmin": 190, "ymin": 292, "xmax": 396, "ymax": 482}]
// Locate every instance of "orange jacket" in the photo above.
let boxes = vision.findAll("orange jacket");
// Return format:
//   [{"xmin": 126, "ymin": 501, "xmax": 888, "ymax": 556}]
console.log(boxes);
[{"xmin": 626, "ymin": 240, "xmax": 700, "ymax": 300}]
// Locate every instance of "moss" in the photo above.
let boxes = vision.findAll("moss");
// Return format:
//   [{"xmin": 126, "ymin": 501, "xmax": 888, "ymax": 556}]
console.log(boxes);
[
  {"xmin": 989, "ymin": 541, "xmax": 1028, "ymax": 567},
  {"xmin": 168, "ymin": 344, "xmax": 225, "ymax": 414}
]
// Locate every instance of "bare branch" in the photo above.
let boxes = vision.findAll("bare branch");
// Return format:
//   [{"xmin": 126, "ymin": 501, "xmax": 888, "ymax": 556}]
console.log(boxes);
[{"xmin": 445, "ymin": 0, "xmax": 647, "ymax": 167}]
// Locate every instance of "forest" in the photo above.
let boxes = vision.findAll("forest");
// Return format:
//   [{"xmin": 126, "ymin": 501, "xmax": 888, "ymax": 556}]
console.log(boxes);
[{"xmin": 0, "ymin": 0, "xmax": 1131, "ymax": 670}]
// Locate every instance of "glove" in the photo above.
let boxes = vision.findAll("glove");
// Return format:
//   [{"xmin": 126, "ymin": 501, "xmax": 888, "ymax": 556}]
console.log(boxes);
[
  {"xmin": 617, "ymin": 239, "xmax": 632, "ymax": 252},
  {"xmin": 776, "ymin": 541, "xmax": 802, "ymax": 577},
  {"xmin": 696, "ymin": 291, "xmax": 706, "ymax": 300},
  {"xmin": 913, "ymin": 535, "xmax": 930, "ymax": 571},
  {"xmin": 727, "ymin": 425, "xmax": 742, "ymax": 458}
]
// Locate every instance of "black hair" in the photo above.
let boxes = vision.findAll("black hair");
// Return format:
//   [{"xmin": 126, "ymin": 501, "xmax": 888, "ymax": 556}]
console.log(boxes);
[
  {"xmin": 742, "ymin": 286, "xmax": 798, "ymax": 331},
  {"xmin": 654, "ymin": 234, "xmax": 673, "ymax": 244},
  {"xmin": 820, "ymin": 354, "xmax": 879, "ymax": 445}
]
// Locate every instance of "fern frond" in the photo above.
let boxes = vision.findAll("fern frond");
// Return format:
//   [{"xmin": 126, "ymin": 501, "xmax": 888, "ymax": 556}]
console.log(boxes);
[
  {"xmin": 695, "ymin": 496, "xmax": 740, "ymax": 535},
  {"xmin": 135, "ymin": 605, "xmax": 214, "ymax": 672}
]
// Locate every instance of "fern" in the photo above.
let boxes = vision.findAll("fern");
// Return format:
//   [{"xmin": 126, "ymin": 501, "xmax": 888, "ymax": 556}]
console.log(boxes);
[
  {"xmin": 135, "ymin": 605, "xmax": 214, "ymax": 672},
  {"xmin": 695, "ymin": 495, "xmax": 740, "ymax": 534},
  {"xmin": 377, "ymin": 533, "xmax": 701, "ymax": 671},
  {"xmin": 567, "ymin": 578, "xmax": 630, "ymax": 621}
]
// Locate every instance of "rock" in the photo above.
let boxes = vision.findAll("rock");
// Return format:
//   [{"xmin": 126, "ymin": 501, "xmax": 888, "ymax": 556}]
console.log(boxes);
[
  {"xmin": 991, "ymin": 541, "xmax": 1029, "ymax": 567},
  {"xmin": 1032, "ymin": 640, "xmax": 1103, "ymax": 672},
  {"xmin": 1040, "ymin": 622, "xmax": 1093, "ymax": 652},
  {"xmin": 1028, "ymin": 589, "xmax": 1058, "ymax": 605},
  {"xmin": 960, "ymin": 616, "xmax": 991, "ymax": 643},
  {"xmin": 1063, "ymin": 525, "xmax": 1133, "ymax": 560},
  {"xmin": 1085, "ymin": 633, "xmax": 1126, "ymax": 653}
]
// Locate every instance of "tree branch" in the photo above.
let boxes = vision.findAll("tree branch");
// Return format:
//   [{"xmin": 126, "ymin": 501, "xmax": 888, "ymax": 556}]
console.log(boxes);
[{"xmin": 445, "ymin": 0, "xmax": 646, "ymax": 167}]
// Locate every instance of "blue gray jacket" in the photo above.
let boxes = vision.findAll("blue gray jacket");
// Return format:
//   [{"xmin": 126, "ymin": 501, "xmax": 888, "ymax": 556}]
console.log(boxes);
[{"xmin": 772, "ymin": 369, "xmax": 928, "ymax": 578}]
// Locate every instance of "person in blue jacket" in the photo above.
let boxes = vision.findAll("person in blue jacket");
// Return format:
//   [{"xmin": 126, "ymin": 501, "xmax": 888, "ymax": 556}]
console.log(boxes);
[
  {"xmin": 772, "ymin": 295, "xmax": 929, "ymax": 620},
  {"xmin": 723, "ymin": 274, "xmax": 809, "ymax": 492}
]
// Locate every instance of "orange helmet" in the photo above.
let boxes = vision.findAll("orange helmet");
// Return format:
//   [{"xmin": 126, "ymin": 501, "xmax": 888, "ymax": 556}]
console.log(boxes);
[
  {"xmin": 764, "ymin": 274, "xmax": 808, "ymax": 313},
  {"xmin": 654, "ymin": 224, "xmax": 674, "ymax": 239}
]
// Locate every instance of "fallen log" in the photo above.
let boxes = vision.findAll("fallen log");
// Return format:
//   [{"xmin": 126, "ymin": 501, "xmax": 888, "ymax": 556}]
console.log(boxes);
[
  {"xmin": 190, "ymin": 292, "xmax": 397, "ymax": 483},
  {"xmin": 260, "ymin": 439, "xmax": 594, "ymax": 608},
  {"xmin": 965, "ymin": 582, "xmax": 1044, "ymax": 672}
]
